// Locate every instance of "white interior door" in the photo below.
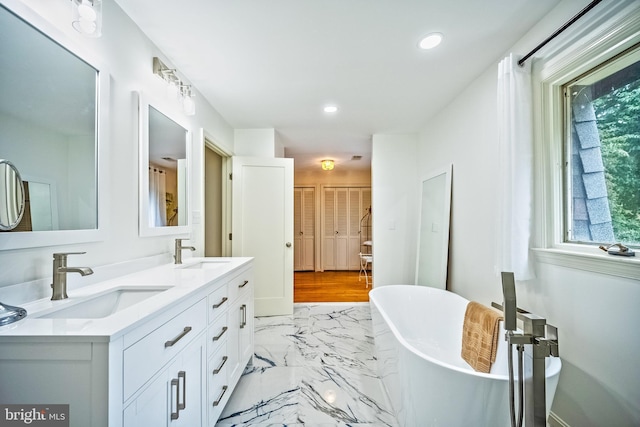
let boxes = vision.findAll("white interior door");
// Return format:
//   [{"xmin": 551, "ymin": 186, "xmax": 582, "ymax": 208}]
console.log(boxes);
[{"xmin": 232, "ymin": 156, "xmax": 293, "ymax": 316}]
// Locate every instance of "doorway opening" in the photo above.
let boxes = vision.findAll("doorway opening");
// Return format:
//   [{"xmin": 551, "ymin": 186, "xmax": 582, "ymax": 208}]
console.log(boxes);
[
  {"xmin": 294, "ymin": 271, "xmax": 370, "ymax": 302},
  {"xmin": 203, "ymin": 133, "xmax": 232, "ymax": 257}
]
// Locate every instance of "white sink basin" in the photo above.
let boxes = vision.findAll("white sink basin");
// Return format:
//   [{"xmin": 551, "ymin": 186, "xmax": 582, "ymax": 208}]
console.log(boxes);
[
  {"xmin": 36, "ymin": 286, "xmax": 172, "ymax": 319},
  {"xmin": 182, "ymin": 260, "xmax": 229, "ymax": 270}
]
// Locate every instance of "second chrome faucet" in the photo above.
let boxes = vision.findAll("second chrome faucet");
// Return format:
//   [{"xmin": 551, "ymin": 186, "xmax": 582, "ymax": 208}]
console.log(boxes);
[
  {"xmin": 174, "ymin": 238, "xmax": 196, "ymax": 264},
  {"xmin": 51, "ymin": 252, "xmax": 94, "ymax": 300}
]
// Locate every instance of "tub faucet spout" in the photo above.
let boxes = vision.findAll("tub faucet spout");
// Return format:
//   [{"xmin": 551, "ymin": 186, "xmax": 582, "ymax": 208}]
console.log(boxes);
[
  {"xmin": 174, "ymin": 238, "xmax": 196, "ymax": 264},
  {"xmin": 51, "ymin": 252, "xmax": 94, "ymax": 300}
]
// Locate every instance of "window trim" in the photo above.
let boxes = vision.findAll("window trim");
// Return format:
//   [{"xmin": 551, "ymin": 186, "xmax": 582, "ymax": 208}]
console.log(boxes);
[{"xmin": 532, "ymin": 1, "xmax": 640, "ymax": 279}]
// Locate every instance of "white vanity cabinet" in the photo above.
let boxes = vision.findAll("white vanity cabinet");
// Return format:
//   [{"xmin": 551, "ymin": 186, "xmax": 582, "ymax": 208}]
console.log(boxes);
[
  {"xmin": 207, "ymin": 267, "xmax": 254, "ymax": 425},
  {"xmin": 122, "ymin": 298, "xmax": 207, "ymax": 427},
  {"xmin": 0, "ymin": 258, "xmax": 254, "ymax": 427},
  {"xmin": 123, "ymin": 333, "xmax": 206, "ymax": 427}
]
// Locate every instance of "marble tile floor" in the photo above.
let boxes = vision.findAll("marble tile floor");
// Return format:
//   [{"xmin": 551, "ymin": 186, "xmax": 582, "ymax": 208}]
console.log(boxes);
[{"xmin": 216, "ymin": 303, "xmax": 398, "ymax": 427}]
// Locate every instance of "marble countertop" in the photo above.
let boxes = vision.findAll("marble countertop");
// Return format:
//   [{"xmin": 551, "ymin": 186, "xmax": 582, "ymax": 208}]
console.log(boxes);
[{"xmin": 0, "ymin": 257, "xmax": 252, "ymax": 341}]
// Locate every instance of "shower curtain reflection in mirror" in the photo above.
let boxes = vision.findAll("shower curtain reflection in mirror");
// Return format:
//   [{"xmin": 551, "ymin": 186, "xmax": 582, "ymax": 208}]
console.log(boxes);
[{"xmin": 148, "ymin": 167, "xmax": 167, "ymax": 227}]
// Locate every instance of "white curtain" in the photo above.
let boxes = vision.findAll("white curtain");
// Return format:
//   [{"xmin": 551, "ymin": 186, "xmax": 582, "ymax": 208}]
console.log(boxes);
[
  {"xmin": 149, "ymin": 167, "xmax": 167, "ymax": 227},
  {"xmin": 496, "ymin": 53, "xmax": 535, "ymax": 281}
]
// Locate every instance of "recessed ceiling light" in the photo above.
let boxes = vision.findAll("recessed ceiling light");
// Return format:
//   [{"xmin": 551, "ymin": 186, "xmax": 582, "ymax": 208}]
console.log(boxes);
[
  {"xmin": 419, "ymin": 33, "xmax": 443, "ymax": 50},
  {"xmin": 323, "ymin": 105, "xmax": 338, "ymax": 113}
]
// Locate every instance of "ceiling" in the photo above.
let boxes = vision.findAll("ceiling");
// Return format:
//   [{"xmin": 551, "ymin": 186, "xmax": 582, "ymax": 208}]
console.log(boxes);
[{"xmin": 114, "ymin": 0, "xmax": 561, "ymax": 172}]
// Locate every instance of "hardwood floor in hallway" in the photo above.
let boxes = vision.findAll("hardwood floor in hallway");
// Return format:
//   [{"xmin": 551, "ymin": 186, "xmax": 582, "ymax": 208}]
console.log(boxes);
[{"xmin": 294, "ymin": 270, "xmax": 371, "ymax": 303}]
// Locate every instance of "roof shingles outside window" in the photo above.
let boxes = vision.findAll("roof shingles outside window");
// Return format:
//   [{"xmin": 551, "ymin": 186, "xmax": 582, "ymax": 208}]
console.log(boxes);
[{"xmin": 570, "ymin": 89, "xmax": 615, "ymax": 243}]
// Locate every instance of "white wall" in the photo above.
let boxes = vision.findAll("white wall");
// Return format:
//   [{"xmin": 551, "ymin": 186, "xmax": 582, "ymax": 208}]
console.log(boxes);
[
  {"xmin": 371, "ymin": 1, "xmax": 640, "ymax": 426},
  {"xmin": 0, "ymin": 0, "xmax": 233, "ymax": 296},
  {"xmin": 234, "ymin": 129, "xmax": 277, "ymax": 157},
  {"xmin": 371, "ymin": 134, "xmax": 418, "ymax": 286}
]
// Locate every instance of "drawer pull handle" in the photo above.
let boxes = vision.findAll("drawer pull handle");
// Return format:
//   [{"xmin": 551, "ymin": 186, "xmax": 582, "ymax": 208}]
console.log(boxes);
[
  {"xmin": 239, "ymin": 280, "xmax": 249, "ymax": 288},
  {"xmin": 212, "ymin": 297, "xmax": 228, "ymax": 309},
  {"xmin": 212, "ymin": 326, "xmax": 228, "ymax": 341},
  {"xmin": 178, "ymin": 371, "xmax": 186, "ymax": 410},
  {"xmin": 170, "ymin": 378, "xmax": 180, "ymax": 420},
  {"xmin": 240, "ymin": 304, "xmax": 247, "ymax": 328},
  {"xmin": 212, "ymin": 356, "xmax": 228, "ymax": 375},
  {"xmin": 212, "ymin": 385, "xmax": 228, "ymax": 406},
  {"xmin": 164, "ymin": 326, "xmax": 192, "ymax": 348}
]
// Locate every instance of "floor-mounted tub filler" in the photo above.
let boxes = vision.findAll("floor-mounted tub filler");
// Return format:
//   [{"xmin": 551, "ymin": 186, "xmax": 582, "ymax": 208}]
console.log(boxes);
[{"xmin": 369, "ymin": 285, "xmax": 561, "ymax": 427}]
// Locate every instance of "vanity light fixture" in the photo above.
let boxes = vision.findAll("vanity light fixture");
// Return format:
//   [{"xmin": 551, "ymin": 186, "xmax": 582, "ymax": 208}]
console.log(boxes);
[
  {"xmin": 418, "ymin": 32, "xmax": 443, "ymax": 50},
  {"xmin": 71, "ymin": 0, "xmax": 102, "ymax": 37},
  {"xmin": 321, "ymin": 159, "xmax": 335, "ymax": 171},
  {"xmin": 153, "ymin": 57, "xmax": 196, "ymax": 116}
]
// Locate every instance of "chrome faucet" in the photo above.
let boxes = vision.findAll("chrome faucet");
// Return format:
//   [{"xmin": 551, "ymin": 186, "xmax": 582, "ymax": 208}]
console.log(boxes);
[
  {"xmin": 495, "ymin": 272, "xmax": 559, "ymax": 427},
  {"xmin": 174, "ymin": 238, "xmax": 196, "ymax": 264},
  {"xmin": 51, "ymin": 252, "xmax": 94, "ymax": 300}
]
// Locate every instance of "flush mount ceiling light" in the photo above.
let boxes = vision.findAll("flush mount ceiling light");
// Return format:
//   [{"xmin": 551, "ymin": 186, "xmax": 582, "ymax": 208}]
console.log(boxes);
[
  {"xmin": 418, "ymin": 32, "xmax": 443, "ymax": 50},
  {"xmin": 321, "ymin": 159, "xmax": 335, "ymax": 171},
  {"xmin": 71, "ymin": 0, "xmax": 102, "ymax": 37},
  {"xmin": 323, "ymin": 105, "xmax": 338, "ymax": 113}
]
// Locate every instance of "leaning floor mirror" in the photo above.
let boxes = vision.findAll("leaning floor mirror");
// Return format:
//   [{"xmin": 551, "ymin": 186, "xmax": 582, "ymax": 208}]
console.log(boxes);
[
  {"xmin": 415, "ymin": 164, "xmax": 453, "ymax": 289},
  {"xmin": 137, "ymin": 93, "xmax": 191, "ymax": 237}
]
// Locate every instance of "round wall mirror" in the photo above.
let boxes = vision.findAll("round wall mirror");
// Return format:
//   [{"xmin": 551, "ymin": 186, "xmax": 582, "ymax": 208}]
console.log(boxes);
[{"xmin": 0, "ymin": 159, "xmax": 25, "ymax": 231}]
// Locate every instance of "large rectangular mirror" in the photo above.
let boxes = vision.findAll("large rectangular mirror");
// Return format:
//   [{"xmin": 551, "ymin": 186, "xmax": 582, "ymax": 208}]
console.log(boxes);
[
  {"xmin": 0, "ymin": 0, "xmax": 109, "ymax": 250},
  {"xmin": 138, "ymin": 93, "xmax": 191, "ymax": 237},
  {"xmin": 415, "ymin": 164, "xmax": 452, "ymax": 289}
]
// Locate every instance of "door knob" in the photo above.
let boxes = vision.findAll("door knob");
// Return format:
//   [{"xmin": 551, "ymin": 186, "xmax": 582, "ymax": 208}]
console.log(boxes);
[{"xmin": 286, "ymin": 242, "xmax": 292, "ymax": 247}]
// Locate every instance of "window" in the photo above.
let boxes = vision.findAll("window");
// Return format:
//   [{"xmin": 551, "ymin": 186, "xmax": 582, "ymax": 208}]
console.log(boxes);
[{"xmin": 563, "ymin": 44, "xmax": 640, "ymax": 248}]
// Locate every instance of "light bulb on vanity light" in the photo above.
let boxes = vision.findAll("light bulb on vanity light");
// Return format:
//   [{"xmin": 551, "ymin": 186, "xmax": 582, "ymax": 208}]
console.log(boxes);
[
  {"xmin": 182, "ymin": 86, "xmax": 196, "ymax": 116},
  {"xmin": 71, "ymin": 0, "xmax": 102, "ymax": 37},
  {"xmin": 166, "ymin": 77, "xmax": 180, "ymax": 100},
  {"xmin": 183, "ymin": 95, "xmax": 195, "ymax": 116}
]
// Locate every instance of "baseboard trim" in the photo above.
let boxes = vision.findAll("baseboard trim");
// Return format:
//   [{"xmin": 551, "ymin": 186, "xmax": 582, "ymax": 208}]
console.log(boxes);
[{"xmin": 549, "ymin": 411, "xmax": 570, "ymax": 427}]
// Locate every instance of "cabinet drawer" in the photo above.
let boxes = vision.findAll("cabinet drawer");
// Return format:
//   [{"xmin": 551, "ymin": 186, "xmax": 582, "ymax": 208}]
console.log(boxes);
[
  {"xmin": 208, "ymin": 344, "xmax": 228, "ymax": 388},
  {"xmin": 208, "ymin": 285, "xmax": 229, "ymax": 324},
  {"xmin": 207, "ymin": 313, "xmax": 228, "ymax": 358},
  {"xmin": 208, "ymin": 346, "xmax": 230, "ymax": 426},
  {"xmin": 227, "ymin": 270, "xmax": 252, "ymax": 303},
  {"xmin": 123, "ymin": 298, "xmax": 207, "ymax": 401}
]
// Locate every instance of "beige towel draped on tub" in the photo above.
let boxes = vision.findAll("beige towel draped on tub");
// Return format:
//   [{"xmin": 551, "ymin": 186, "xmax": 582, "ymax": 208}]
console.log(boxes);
[{"xmin": 461, "ymin": 301, "xmax": 503, "ymax": 373}]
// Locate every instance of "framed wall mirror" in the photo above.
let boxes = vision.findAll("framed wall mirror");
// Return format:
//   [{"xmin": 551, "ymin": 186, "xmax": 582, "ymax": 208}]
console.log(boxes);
[
  {"xmin": 138, "ymin": 93, "xmax": 191, "ymax": 237},
  {"xmin": 0, "ymin": 0, "xmax": 109, "ymax": 250},
  {"xmin": 415, "ymin": 164, "xmax": 452, "ymax": 289}
]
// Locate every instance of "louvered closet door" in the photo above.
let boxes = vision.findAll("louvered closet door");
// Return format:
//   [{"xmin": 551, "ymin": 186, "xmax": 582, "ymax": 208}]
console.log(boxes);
[
  {"xmin": 323, "ymin": 188, "xmax": 336, "ymax": 270},
  {"xmin": 294, "ymin": 187, "xmax": 315, "ymax": 271},
  {"xmin": 323, "ymin": 187, "xmax": 349, "ymax": 270},
  {"xmin": 294, "ymin": 188, "xmax": 303, "ymax": 270},
  {"xmin": 301, "ymin": 188, "xmax": 315, "ymax": 270},
  {"xmin": 334, "ymin": 188, "xmax": 349, "ymax": 270},
  {"xmin": 348, "ymin": 189, "xmax": 363, "ymax": 270}
]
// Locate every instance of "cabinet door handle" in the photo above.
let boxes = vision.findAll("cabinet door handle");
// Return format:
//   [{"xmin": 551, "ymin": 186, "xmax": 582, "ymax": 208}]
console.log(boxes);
[
  {"xmin": 240, "ymin": 304, "xmax": 246, "ymax": 328},
  {"xmin": 212, "ymin": 356, "xmax": 228, "ymax": 375},
  {"xmin": 212, "ymin": 297, "xmax": 228, "ymax": 309},
  {"xmin": 178, "ymin": 371, "xmax": 186, "ymax": 411},
  {"xmin": 212, "ymin": 326, "xmax": 228, "ymax": 341},
  {"xmin": 238, "ymin": 280, "xmax": 249, "ymax": 288},
  {"xmin": 212, "ymin": 385, "xmax": 228, "ymax": 406},
  {"xmin": 164, "ymin": 326, "xmax": 192, "ymax": 348},
  {"xmin": 170, "ymin": 378, "xmax": 180, "ymax": 420}
]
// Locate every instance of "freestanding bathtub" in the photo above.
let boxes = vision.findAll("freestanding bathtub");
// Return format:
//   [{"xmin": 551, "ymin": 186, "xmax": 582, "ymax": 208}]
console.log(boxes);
[{"xmin": 369, "ymin": 285, "xmax": 561, "ymax": 427}]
